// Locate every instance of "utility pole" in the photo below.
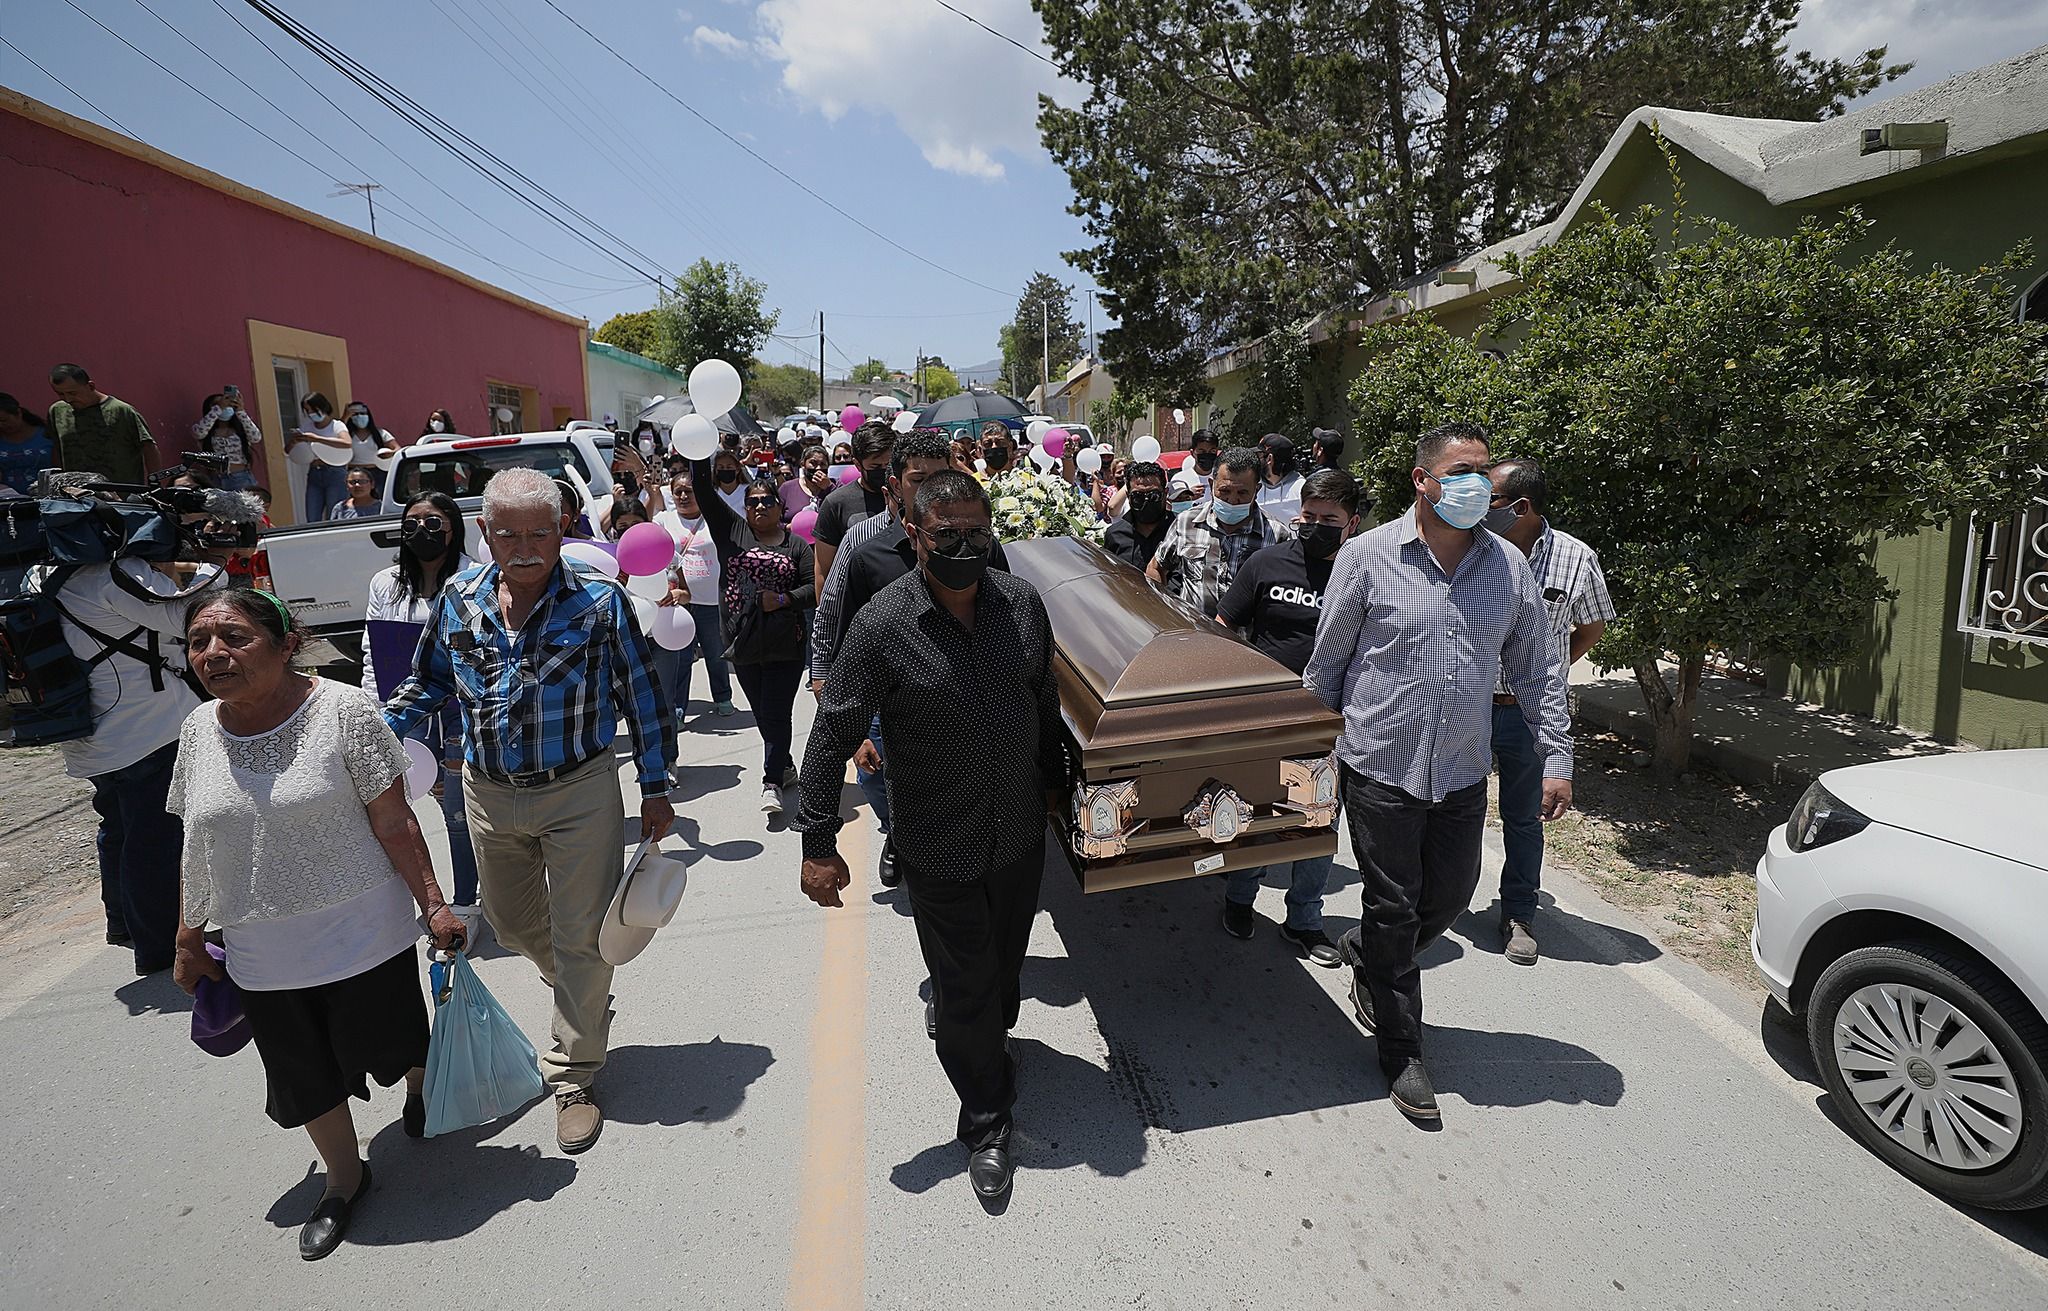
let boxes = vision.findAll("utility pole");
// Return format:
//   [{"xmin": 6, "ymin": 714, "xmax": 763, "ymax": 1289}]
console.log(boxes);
[
  {"xmin": 818, "ymin": 311, "xmax": 826, "ymax": 412},
  {"xmin": 916, "ymin": 347, "xmax": 925, "ymax": 405},
  {"xmin": 1041, "ymin": 300, "xmax": 1050, "ymax": 409},
  {"xmin": 330, "ymin": 182, "xmax": 382, "ymax": 236},
  {"xmin": 1086, "ymin": 289, "xmax": 1096, "ymax": 360}
]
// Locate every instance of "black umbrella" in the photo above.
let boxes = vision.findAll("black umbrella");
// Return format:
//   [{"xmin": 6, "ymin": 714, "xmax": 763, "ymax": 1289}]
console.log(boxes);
[
  {"xmin": 914, "ymin": 389, "xmax": 1028, "ymax": 438},
  {"xmin": 635, "ymin": 395, "xmax": 766, "ymax": 439}
]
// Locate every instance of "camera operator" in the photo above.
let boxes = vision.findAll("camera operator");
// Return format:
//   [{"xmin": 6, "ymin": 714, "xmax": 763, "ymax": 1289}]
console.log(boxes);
[{"xmin": 26, "ymin": 481, "xmax": 248, "ymax": 974}]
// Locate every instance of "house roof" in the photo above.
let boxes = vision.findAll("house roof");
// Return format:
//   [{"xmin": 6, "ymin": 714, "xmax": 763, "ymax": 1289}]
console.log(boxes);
[
  {"xmin": 1208, "ymin": 42, "xmax": 2048, "ymax": 376},
  {"xmin": 588, "ymin": 339, "xmax": 685, "ymax": 379}
]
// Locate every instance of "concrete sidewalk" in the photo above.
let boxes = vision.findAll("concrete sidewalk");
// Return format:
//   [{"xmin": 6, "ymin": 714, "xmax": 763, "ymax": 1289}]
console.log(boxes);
[{"xmin": 1569, "ymin": 662, "xmax": 1963, "ymax": 790}]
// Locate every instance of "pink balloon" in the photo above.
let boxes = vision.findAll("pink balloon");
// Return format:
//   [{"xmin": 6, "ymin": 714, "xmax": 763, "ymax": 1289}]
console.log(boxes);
[
  {"xmin": 615, "ymin": 520, "xmax": 677, "ymax": 576},
  {"xmin": 790, "ymin": 506, "xmax": 819, "ymax": 543},
  {"xmin": 834, "ymin": 463, "xmax": 860, "ymax": 485},
  {"xmin": 1044, "ymin": 427, "xmax": 1069, "ymax": 458},
  {"xmin": 840, "ymin": 405, "xmax": 866, "ymax": 432}
]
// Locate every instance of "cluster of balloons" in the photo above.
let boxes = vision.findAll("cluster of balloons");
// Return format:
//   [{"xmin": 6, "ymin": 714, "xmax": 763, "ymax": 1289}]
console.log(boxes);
[{"xmin": 561, "ymin": 524, "xmax": 698, "ymax": 653}]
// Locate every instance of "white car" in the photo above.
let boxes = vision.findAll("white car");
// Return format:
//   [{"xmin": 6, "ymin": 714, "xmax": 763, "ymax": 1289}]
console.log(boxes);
[{"xmin": 1753, "ymin": 749, "xmax": 2048, "ymax": 1209}]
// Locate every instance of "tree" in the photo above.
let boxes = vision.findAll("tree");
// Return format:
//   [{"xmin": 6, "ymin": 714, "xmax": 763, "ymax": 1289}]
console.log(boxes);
[
  {"xmin": 848, "ymin": 358, "xmax": 891, "ymax": 386},
  {"xmin": 1095, "ymin": 386, "xmax": 1146, "ymax": 449},
  {"xmin": 1002, "ymin": 271, "xmax": 1084, "ymax": 396},
  {"xmin": 1348, "ymin": 202, "xmax": 2048, "ymax": 773},
  {"xmin": 650, "ymin": 258, "xmax": 779, "ymax": 382},
  {"xmin": 750, "ymin": 361, "xmax": 821, "ymax": 419},
  {"xmin": 593, "ymin": 309, "xmax": 662, "ymax": 360},
  {"xmin": 1037, "ymin": 0, "xmax": 1907, "ymax": 401},
  {"xmin": 922, "ymin": 363, "xmax": 963, "ymax": 401}
]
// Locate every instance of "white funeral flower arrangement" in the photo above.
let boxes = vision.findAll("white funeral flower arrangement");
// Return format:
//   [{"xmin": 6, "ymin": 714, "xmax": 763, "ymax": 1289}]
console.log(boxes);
[{"xmin": 985, "ymin": 466, "xmax": 1104, "ymax": 544}]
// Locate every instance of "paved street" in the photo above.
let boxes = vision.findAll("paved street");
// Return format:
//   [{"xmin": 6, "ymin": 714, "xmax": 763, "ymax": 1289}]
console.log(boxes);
[{"xmin": 3, "ymin": 692, "xmax": 2044, "ymax": 1310}]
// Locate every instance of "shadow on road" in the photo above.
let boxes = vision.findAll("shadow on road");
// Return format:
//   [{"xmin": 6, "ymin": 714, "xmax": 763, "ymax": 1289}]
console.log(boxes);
[
  {"xmin": 665, "ymin": 762, "xmax": 743, "ymax": 805},
  {"xmin": 115, "ymin": 971, "xmax": 192, "ymax": 1017},
  {"xmin": 265, "ymin": 1124, "xmax": 577, "ymax": 1244},
  {"xmin": 1758, "ymin": 1004, "xmax": 2048, "ymax": 1254},
  {"xmin": 600, "ymin": 1038, "xmax": 775, "ymax": 1126},
  {"xmin": 662, "ymin": 815, "xmax": 764, "ymax": 869},
  {"xmin": 1447, "ymin": 896, "xmax": 1663, "ymax": 966}
]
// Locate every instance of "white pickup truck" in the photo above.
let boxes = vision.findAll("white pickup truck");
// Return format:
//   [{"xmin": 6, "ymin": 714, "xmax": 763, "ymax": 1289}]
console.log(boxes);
[{"xmin": 263, "ymin": 424, "xmax": 617, "ymax": 664}]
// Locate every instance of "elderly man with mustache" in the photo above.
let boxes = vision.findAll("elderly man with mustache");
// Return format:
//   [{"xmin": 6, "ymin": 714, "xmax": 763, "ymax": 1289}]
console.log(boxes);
[{"xmin": 384, "ymin": 467, "xmax": 674, "ymax": 1156}]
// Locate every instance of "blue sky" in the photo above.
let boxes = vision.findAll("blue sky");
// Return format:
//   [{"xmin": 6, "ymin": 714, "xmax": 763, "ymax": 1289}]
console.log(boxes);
[{"xmin": 5, "ymin": 1, "xmax": 2042, "ymax": 376}]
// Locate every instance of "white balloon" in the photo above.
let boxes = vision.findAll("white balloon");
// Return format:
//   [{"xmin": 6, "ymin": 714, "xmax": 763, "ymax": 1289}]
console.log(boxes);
[
  {"xmin": 672, "ymin": 413, "xmax": 720, "ymax": 461},
  {"xmin": 1076, "ymin": 447, "xmax": 1102, "ymax": 475},
  {"xmin": 1026, "ymin": 419, "xmax": 1051, "ymax": 444},
  {"xmin": 313, "ymin": 438, "xmax": 351, "ymax": 467},
  {"xmin": 496, "ymin": 406, "xmax": 514, "ymax": 424},
  {"xmin": 626, "ymin": 569, "xmax": 671, "ymax": 600},
  {"xmin": 650, "ymin": 603, "xmax": 697, "ymax": 651},
  {"xmin": 777, "ymin": 425, "xmax": 797, "ymax": 444},
  {"xmin": 1030, "ymin": 444, "xmax": 1058, "ymax": 471},
  {"xmin": 630, "ymin": 595, "xmax": 657, "ymax": 632},
  {"xmin": 1171, "ymin": 408, "xmax": 1186, "ymax": 425},
  {"xmin": 687, "ymin": 358, "xmax": 743, "ymax": 419},
  {"xmin": 891, "ymin": 410, "xmax": 917, "ymax": 433},
  {"xmin": 562, "ymin": 541, "xmax": 621, "ymax": 579},
  {"xmin": 401, "ymin": 738, "xmax": 439, "ymax": 801},
  {"xmin": 1132, "ymin": 435, "xmax": 1162, "ymax": 463}
]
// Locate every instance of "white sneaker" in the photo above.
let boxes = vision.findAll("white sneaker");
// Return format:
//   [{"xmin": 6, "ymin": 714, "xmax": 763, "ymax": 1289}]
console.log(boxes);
[{"xmin": 761, "ymin": 783, "xmax": 784, "ymax": 815}]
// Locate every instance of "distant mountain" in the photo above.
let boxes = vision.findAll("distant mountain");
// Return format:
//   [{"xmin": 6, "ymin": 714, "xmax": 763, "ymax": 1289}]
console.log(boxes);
[{"xmin": 953, "ymin": 357, "xmax": 1005, "ymax": 385}]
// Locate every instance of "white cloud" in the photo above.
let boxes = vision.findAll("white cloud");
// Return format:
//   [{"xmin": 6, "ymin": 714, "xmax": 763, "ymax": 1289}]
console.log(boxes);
[
  {"xmin": 752, "ymin": 0, "xmax": 1081, "ymax": 180},
  {"xmin": 689, "ymin": 24, "xmax": 754, "ymax": 57},
  {"xmin": 1792, "ymin": 0, "xmax": 2048, "ymax": 101}
]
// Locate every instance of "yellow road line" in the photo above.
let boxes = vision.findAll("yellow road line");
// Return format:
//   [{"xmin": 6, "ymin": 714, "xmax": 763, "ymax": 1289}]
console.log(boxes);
[{"xmin": 788, "ymin": 795, "xmax": 868, "ymax": 1311}]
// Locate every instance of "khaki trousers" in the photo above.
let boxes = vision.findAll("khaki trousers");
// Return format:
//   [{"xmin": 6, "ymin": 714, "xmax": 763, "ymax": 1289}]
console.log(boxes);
[{"xmin": 463, "ymin": 754, "xmax": 625, "ymax": 1094}]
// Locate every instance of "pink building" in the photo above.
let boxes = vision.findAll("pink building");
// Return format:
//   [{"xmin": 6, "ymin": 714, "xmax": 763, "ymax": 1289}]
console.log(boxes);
[{"xmin": 3, "ymin": 89, "xmax": 591, "ymax": 524}]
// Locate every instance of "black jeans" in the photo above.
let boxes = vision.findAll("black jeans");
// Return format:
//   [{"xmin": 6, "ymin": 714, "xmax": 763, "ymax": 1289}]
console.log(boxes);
[
  {"xmin": 1340, "ymin": 765, "xmax": 1487, "ymax": 1068},
  {"xmin": 902, "ymin": 846, "xmax": 1045, "ymax": 1149},
  {"xmin": 89, "ymin": 739, "xmax": 183, "ymax": 971},
  {"xmin": 732, "ymin": 660, "xmax": 804, "ymax": 784}
]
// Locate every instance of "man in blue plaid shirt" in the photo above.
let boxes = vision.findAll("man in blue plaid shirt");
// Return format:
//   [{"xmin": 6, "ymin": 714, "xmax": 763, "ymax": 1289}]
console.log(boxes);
[{"xmin": 386, "ymin": 467, "xmax": 673, "ymax": 1156}]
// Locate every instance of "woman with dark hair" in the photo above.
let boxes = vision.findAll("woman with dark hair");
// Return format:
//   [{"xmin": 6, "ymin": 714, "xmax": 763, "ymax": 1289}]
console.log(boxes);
[
  {"xmin": 0, "ymin": 391, "xmax": 54, "ymax": 497},
  {"xmin": 779, "ymin": 443, "xmax": 832, "ymax": 519},
  {"xmin": 362, "ymin": 492, "xmax": 479, "ymax": 926},
  {"xmin": 709, "ymin": 449, "xmax": 748, "ymax": 519},
  {"xmin": 418, "ymin": 409, "xmax": 456, "ymax": 442},
  {"xmin": 192, "ymin": 388, "xmax": 263, "ymax": 491},
  {"xmin": 287, "ymin": 392, "xmax": 352, "ymax": 524},
  {"xmin": 694, "ymin": 467, "xmax": 814, "ymax": 814},
  {"xmin": 605, "ymin": 495, "xmax": 652, "ymax": 538},
  {"xmin": 173, "ymin": 587, "xmax": 465, "ymax": 1260}
]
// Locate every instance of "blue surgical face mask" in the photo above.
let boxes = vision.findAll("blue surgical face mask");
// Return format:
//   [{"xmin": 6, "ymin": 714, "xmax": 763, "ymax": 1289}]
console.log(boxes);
[
  {"xmin": 1212, "ymin": 498, "xmax": 1253, "ymax": 526},
  {"xmin": 1426, "ymin": 472, "xmax": 1492, "ymax": 530}
]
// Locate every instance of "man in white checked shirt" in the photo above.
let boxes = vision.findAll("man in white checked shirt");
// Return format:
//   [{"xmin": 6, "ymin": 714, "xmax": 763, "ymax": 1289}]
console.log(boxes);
[
  {"xmin": 1485, "ymin": 459, "xmax": 1615, "ymax": 967},
  {"xmin": 1303, "ymin": 422, "xmax": 1571, "ymax": 1125}
]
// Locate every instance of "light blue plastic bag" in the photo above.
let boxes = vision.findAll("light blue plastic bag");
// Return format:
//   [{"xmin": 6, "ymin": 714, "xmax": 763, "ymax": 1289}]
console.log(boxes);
[{"xmin": 423, "ymin": 953, "xmax": 545, "ymax": 1137}]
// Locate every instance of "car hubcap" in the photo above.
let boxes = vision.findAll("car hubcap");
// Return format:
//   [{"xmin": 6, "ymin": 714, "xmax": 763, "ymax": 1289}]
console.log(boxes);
[{"xmin": 1832, "ymin": 983, "xmax": 2022, "ymax": 1171}]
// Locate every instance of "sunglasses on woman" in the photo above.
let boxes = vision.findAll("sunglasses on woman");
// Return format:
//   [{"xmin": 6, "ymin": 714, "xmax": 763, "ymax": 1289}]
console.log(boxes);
[{"xmin": 745, "ymin": 497, "xmax": 778, "ymax": 510}]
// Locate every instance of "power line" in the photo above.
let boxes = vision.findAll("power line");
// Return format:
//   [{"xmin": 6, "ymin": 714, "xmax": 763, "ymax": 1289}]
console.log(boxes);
[
  {"xmin": 538, "ymin": 0, "xmax": 1013, "ymax": 299},
  {"xmin": 926, "ymin": 0, "xmax": 1058, "ymax": 67},
  {"xmin": 0, "ymin": 34, "xmax": 138, "ymax": 135}
]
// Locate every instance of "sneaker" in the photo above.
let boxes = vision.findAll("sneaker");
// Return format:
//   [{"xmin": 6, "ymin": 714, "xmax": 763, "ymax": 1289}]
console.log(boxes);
[
  {"xmin": 1503, "ymin": 918, "xmax": 1539, "ymax": 966},
  {"xmin": 877, "ymin": 837, "xmax": 901, "ymax": 888},
  {"xmin": 1280, "ymin": 924, "xmax": 1342, "ymax": 967},
  {"xmin": 1222, "ymin": 899, "xmax": 1257, "ymax": 940},
  {"xmin": 556, "ymin": 1089, "xmax": 602, "ymax": 1154},
  {"xmin": 1385, "ymin": 1058, "xmax": 1440, "ymax": 1122},
  {"xmin": 761, "ymin": 783, "xmax": 784, "ymax": 815},
  {"xmin": 713, "ymin": 700, "xmax": 736, "ymax": 717},
  {"xmin": 1348, "ymin": 972, "xmax": 1377, "ymax": 1033}
]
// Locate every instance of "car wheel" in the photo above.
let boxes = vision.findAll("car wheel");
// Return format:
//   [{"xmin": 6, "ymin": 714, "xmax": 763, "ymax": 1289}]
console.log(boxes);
[{"xmin": 1807, "ymin": 942, "xmax": 2048, "ymax": 1210}]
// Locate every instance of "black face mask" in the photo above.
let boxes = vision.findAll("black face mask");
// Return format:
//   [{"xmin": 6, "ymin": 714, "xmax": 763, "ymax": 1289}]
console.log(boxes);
[
  {"xmin": 714, "ymin": 467, "xmax": 741, "ymax": 487},
  {"xmin": 1126, "ymin": 491, "xmax": 1167, "ymax": 525},
  {"xmin": 982, "ymin": 445, "xmax": 1012, "ymax": 471},
  {"xmin": 1193, "ymin": 450, "xmax": 1217, "ymax": 473},
  {"xmin": 1298, "ymin": 522, "xmax": 1345, "ymax": 559},
  {"xmin": 923, "ymin": 543, "xmax": 990, "ymax": 593},
  {"xmin": 860, "ymin": 464, "xmax": 887, "ymax": 492},
  {"xmin": 399, "ymin": 520, "xmax": 449, "ymax": 561}
]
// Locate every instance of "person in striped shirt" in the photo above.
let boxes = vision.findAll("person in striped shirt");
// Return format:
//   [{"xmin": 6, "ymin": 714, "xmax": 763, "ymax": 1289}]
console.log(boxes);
[
  {"xmin": 1484, "ymin": 459, "xmax": 1615, "ymax": 966},
  {"xmin": 384, "ymin": 467, "xmax": 674, "ymax": 1156}
]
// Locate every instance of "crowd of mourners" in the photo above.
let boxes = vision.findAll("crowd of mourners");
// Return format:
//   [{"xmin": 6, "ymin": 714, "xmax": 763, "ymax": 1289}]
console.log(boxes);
[{"xmin": 5, "ymin": 358, "xmax": 1614, "ymax": 1250}]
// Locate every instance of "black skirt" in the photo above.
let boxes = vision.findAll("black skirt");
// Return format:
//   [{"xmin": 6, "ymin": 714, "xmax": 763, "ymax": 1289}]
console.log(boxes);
[{"xmin": 239, "ymin": 945, "xmax": 431, "ymax": 1129}]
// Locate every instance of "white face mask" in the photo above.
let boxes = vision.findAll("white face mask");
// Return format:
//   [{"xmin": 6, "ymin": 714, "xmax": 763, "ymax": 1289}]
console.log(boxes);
[
  {"xmin": 349, "ymin": 414, "xmax": 370, "ymax": 429},
  {"xmin": 429, "ymin": 419, "xmax": 446, "ymax": 433},
  {"xmin": 307, "ymin": 410, "xmax": 329, "ymax": 424},
  {"xmin": 221, "ymin": 406, "xmax": 237, "ymax": 420}
]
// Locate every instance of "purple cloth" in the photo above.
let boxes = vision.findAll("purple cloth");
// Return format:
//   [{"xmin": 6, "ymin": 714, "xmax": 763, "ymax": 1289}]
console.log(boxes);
[
  {"xmin": 778, "ymin": 479, "xmax": 815, "ymax": 522},
  {"xmin": 191, "ymin": 943, "xmax": 251, "ymax": 1057}
]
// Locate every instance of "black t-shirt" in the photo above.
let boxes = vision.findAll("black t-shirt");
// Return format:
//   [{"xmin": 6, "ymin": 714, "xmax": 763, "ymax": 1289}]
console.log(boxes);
[
  {"xmin": 1217, "ymin": 538, "xmax": 1333, "ymax": 675},
  {"xmin": 1103, "ymin": 515, "xmax": 1168, "ymax": 572},
  {"xmin": 813, "ymin": 479, "xmax": 888, "ymax": 549}
]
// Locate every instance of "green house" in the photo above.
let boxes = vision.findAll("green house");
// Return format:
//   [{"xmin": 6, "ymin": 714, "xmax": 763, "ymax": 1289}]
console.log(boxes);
[{"xmin": 1203, "ymin": 44, "xmax": 2048, "ymax": 749}]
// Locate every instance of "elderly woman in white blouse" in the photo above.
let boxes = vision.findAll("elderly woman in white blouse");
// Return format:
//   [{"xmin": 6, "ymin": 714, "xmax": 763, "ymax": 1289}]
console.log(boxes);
[{"xmin": 171, "ymin": 587, "xmax": 464, "ymax": 1262}]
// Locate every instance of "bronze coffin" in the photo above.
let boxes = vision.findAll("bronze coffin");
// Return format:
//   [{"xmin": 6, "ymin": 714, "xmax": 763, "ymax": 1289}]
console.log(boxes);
[{"xmin": 1005, "ymin": 536, "xmax": 1344, "ymax": 893}]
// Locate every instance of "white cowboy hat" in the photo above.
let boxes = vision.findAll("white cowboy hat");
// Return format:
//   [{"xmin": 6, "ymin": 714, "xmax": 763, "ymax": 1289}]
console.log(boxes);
[{"xmin": 599, "ymin": 836, "xmax": 687, "ymax": 966}]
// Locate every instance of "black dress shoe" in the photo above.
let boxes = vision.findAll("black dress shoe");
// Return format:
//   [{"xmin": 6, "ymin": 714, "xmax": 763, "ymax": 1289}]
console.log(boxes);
[
  {"xmin": 1385, "ymin": 1059, "xmax": 1440, "ymax": 1122},
  {"xmin": 877, "ymin": 838, "xmax": 901, "ymax": 888},
  {"xmin": 299, "ymin": 1162, "xmax": 371, "ymax": 1261},
  {"xmin": 1348, "ymin": 972, "xmax": 1376, "ymax": 1033},
  {"xmin": 402, "ymin": 1091, "xmax": 426, "ymax": 1139},
  {"xmin": 106, "ymin": 927, "xmax": 133, "ymax": 947},
  {"xmin": 967, "ymin": 1134, "xmax": 1014, "ymax": 1198}
]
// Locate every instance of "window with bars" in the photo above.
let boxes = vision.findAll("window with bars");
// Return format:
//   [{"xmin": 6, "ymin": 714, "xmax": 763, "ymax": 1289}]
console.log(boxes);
[
  {"xmin": 1957, "ymin": 276, "xmax": 2048, "ymax": 645},
  {"xmin": 487, "ymin": 382, "xmax": 524, "ymax": 435}
]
